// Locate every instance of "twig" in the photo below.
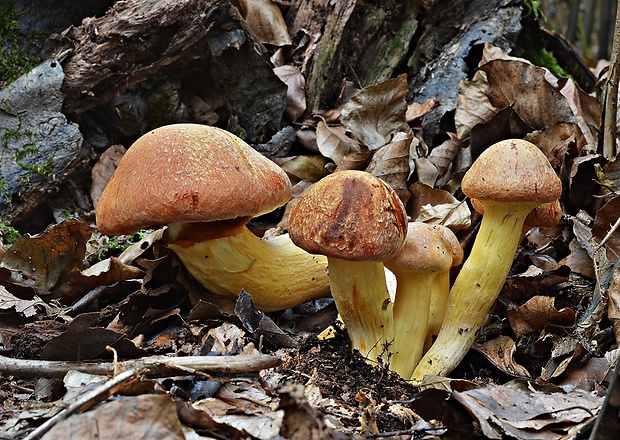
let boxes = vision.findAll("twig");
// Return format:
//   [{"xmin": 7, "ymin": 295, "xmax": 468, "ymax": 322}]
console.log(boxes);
[
  {"xmin": 23, "ymin": 367, "xmax": 144, "ymax": 440},
  {"xmin": 0, "ymin": 353, "xmax": 282, "ymax": 378},
  {"xmin": 588, "ymin": 356, "xmax": 619, "ymax": 440},
  {"xmin": 601, "ymin": 0, "xmax": 620, "ymax": 159}
]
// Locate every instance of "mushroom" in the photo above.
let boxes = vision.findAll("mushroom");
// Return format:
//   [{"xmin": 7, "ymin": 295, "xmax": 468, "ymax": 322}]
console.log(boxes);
[
  {"xmin": 96, "ymin": 123, "xmax": 330, "ymax": 312},
  {"xmin": 288, "ymin": 170, "xmax": 408, "ymax": 364},
  {"xmin": 384, "ymin": 222, "xmax": 454, "ymax": 378},
  {"xmin": 411, "ymin": 139, "xmax": 562, "ymax": 380},
  {"xmin": 424, "ymin": 225, "xmax": 464, "ymax": 351}
]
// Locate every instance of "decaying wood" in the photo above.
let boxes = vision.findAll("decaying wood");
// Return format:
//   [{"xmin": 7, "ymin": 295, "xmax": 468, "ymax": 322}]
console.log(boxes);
[
  {"xmin": 53, "ymin": 0, "xmax": 287, "ymax": 141},
  {"xmin": 0, "ymin": 353, "xmax": 282, "ymax": 378}
]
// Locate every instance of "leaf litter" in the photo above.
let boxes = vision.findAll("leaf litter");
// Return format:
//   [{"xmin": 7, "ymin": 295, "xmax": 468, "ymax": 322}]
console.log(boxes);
[{"xmin": 1, "ymin": 6, "xmax": 619, "ymax": 440}]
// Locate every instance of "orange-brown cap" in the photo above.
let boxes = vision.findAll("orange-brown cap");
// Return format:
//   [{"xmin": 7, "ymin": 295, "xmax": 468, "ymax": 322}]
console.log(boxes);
[
  {"xmin": 288, "ymin": 170, "xmax": 408, "ymax": 261},
  {"xmin": 471, "ymin": 198, "xmax": 562, "ymax": 228},
  {"xmin": 461, "ymin": 139, "xmax": 562, "ymax": 204},
  {"xmin": 433, "ymin": 224, "xmax": 464, "ymax": 267},
  {"xmin": 385, "ymin": 222, "xmax": 453, "ymax": 273},
  {"xmin": 96, "ymin": 124, "xmax": 292, "ymax": 235}
]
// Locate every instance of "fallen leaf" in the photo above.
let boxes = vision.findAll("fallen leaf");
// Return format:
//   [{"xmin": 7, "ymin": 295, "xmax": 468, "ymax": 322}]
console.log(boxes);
[
  {"xmin": 316, "ymin": 120, "xmax": 362, "ymax": 165},
  {"xmin": 0, "ymin": 286, "xmax": 56, "ymax": 318},
  {"xmin": 0, "ymin": 219, "xmax": 93, "ymax": 293},
  {"xmin": 341, "ymin": 74, "xmax": 410, "ymax": 150},
  {"xmin": 506, "ymin": 296, "xmax": 575, "ymax": 339},
  {"xmin": 274, "ymin": 65, "xmax": 307, "ymax": 121},
  {"xmin": 408, "ymin": 182, "xmax": 471, "ymax": 231},
  {"xmin": 365, "ymin": 130, "xmax": 413, "ymax": 204},
  {"xmin": 90, "ymin": 144, "xmax": 126, "ymax": 207},
  {"xmin": 41, "ymin": 394, "xmax": 185, "ymax": 440},
  {"xmin": 405, "ymin": 98, "xmax": 440, "ymax": 125},
  {"xmin": 452, "ymin": 380, "xmax": 601, "ymax": 439},
  {"xmin": 237, "ymin": 0, "xmax": 291, "ymax": 46},
  {"xmin": 473, "ymin": 335, "xmax": 531, "ymax": 378}
]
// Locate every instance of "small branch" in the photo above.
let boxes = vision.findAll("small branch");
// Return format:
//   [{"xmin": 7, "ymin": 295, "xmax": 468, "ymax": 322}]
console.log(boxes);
[
  {"xmin": 0, "ymin": 353, "xmax": 282, "ymax": 378},
  {"xmin": 23, "ymin": 368, "xmax": 143, "ymax": 440},
  {"xmin": 602, "ymin": 0, "xmax": 620, "ymax": 159}
]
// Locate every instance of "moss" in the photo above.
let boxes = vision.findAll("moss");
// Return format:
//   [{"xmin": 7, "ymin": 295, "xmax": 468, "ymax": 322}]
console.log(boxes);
[
  {"xmin": 89, "ymin": 231, "xmax": 147, "ymax": 264},
  {"xmin": 526, "ymin": 48, "xmax": 570, "ymax": 79},
  {"xmin": 145, "ymin": 80, "xmax": 180, "ymax": 129},
  {"xmin": 523, "ymin": 0, "xmax": 547, "ymax": 23},
  {"xmin": 0, "ymin": 219, "xmax": 20, "ymax": 244},
  {"xmin": 0, "ymin": 0, "xmax": 41, "ymax": 85}
]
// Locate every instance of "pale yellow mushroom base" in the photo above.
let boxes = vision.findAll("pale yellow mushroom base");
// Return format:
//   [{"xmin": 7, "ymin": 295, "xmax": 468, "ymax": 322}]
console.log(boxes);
[
  {"xmin": 327, "ymin": 258, "xmax": 393, "ymax": 365},
  {"xmin": 424, "ymin": 271, "xmax": 450, "ymax": 351},
  {"xmin": 167, "ymin": 227, "xmax": 331, "ymax": 312},
  {"xmin": 391, "ymin": 271, "xmax": 434, "ymax": 378},
  {"xmin": 411, "ymin": 202, "xmax": 536, "ymax": 381}
]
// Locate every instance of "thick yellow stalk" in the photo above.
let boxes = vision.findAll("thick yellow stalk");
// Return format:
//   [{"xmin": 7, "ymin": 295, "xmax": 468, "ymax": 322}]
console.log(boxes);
[
  {"xmin": 424, "ymin": 271, "xmax": 450, "ymax": 351},
  {"xmin": 411, "ymin": 202, "xmax": 536, "ymax": 381},
  {"xmin": 167, "ymin": 226, "xmax": 330, "ymax": 312},
  {"xmin": 327, "ymin": 258, "xmax": 393, "ymax": 365},
  {"xmin": 390, "ymin": 271, "xmax": 434, "ymax": 378}
]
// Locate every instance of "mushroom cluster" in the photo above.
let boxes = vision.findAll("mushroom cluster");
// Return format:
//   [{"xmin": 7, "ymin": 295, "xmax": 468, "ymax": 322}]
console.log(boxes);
[
  {"xmin": 97, "ymin": 126, "xmax": 562, "ymax": 380},
  {"xmin": 96, "ymin": 123, "xmax": 331, "ymax": 312}
]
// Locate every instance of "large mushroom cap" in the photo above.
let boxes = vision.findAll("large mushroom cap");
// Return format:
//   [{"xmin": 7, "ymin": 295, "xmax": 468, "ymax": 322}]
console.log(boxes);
[
  {"xmin": 461, "ymin": 139, "xmax": 562, "ymax": 204},
  {"xmin": 289, "ymin": 170, "xmax": 408, "ymax": 261},
  {"xmin": 96, "ymin": 124, "xmax": 292, "ymax": 235}
]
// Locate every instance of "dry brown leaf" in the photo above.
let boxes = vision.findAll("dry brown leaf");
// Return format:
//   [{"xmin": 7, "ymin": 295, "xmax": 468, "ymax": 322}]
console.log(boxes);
[
  {"xmin": 408, "ymin": 182, "xmax": 471, "ymax": 231},
  {"xmin": 506, "ymin": 296, "xmax": 575, "ymax": 339},
  {"xmin": 0, "ymin": 219, "xmax": 93, "ymax": 293},
  {"xmin": 42, "ymin": 394, "xmax": 184, "ymax": 440},
  {"xmin": 274, "ymin": 155, "xmax": 331, "ymax": 184},
  {"xmin": 524, "ymin": 122, "xmax": 581, "ymax": 173},
  {"xmin": 473, "ymin": 335, "xmax": 531, "ymax": 378},
  {"xmin": 90, "ymin": 144, "xmax": 126, "ymax": 207},
  {"xmin": 537, "ymin": 332, "xmax": 578, "ymax": 382},
  {"xmin": 452, "ymin": 380, "xmax": 601, "ymax": 439},
  {"xmin": 365, "ymin": 130, "xmax": 412, "ymax": 204},
  {"xmin": 558, "ymin": 78, "xmax": 601, "ymax": 150},
  {"xmin": 274, "ymin": 65, "xmax": 306, "ymax": 121},
  {"xmin": 592, "ymin": 194, "xmax": 620, "ymax": 261},
  {"xmin": 428, "ymin": 135, "xmax": 464, "ymax": 188},
  {"xmin": 455, "ymin": 78, "xmax": 498, "ymax": 141},
  {"xmin": 316, "ymin": 120, "xmax": 362, "ymax": 165},
  {"xmin": 341, "ymin": 74, "xmax": 410, "ymax": 150},
  {"xmin": 237, "ymin": 0, "xmax": 291, "ymax": 46},
  {"xmin": 480, "ymin": 59, "xmax": 576, "ymax": 131},
  {"xmin": 607, "ymin": 265, "xmax": 620, "ymax": 346},
  {"xmin": 0, "ymin": 286, "xmax": 57, "ymax": 318},
  {"xmin": 405, "ymin": 98, "xmax": 440, "ymax": 125}
]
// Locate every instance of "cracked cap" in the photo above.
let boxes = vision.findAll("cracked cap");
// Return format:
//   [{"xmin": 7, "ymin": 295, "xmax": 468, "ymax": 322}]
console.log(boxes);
[{"xmin": 288, "ymin": 170, "xmax": 408, "ymax": 262}]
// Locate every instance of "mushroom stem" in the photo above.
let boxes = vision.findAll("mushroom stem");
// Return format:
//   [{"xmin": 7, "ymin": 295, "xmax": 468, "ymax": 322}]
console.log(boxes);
[
  {"xmin": 326, "ymin": 258, "xmax": 393, "ymax": 365},
  {"xmin": 424, "ymin": 271, "xmax": 450, "ymax": 351},
  {"xmin": 411, "ymin": 201, "xmax": 536, "ymax": 380},
  {"xmin": 167, "ymin": 224, "xmax": 330, "ymax": 312},
  {"xmin": 390, "ymin": 270, "xmax": 433, "ymax": 377}
]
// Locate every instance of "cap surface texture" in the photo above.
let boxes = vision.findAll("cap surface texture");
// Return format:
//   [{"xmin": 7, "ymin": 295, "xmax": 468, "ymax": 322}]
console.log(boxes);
[
  {"xmin": 288, "ymin": 170, "xmax": 407, "ymax": 261},
  {"xmin": 461, "ymin": 139, "xmax": 562, "ymax": 204},
  {"xmin": 96, "ymin": 124, "xmax": 292, "ymax": 235}
]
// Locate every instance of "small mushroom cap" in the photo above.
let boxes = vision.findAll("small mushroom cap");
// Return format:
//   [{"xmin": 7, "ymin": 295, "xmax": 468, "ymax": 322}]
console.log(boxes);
[
  {"xmin": 96, "ymin": 124, "xmax": 292, "ymax": 235},
  {"xmin": 289, "ymin": 170, "xmax": 408, "ymax": 261},
  {"xmin": 385, "ymin": 222, "xmax": 454, "ymax": 273},
  {"xmin": 471, "ymin": 198, "xmax": 562, "ymax": 228},
  {"xmin": 433, "ymin": 224, "xmax": 464, "ymax": 266},
  {"xmin": 461, "ymin": 139, "xmax": 562, "ymax": 204}
]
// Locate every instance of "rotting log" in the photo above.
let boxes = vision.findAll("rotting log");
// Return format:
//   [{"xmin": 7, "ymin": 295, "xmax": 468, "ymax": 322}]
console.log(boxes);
[{"xmin": 50, "ymin": 0, "xmax": 287, "ymax": 142}]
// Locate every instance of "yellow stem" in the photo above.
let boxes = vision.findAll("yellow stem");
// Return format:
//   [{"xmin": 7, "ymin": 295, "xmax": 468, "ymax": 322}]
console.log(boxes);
[
  {"xmin": 391, "ymin": 271, "xmax": 434, "ymax": 378},
  {"xmin": 167, "ymin": 226, "xmax": 330, "ymax": 312},
  {"xmin": 411, "ymin": 202, "xmax": 536, "ymax": 381},
  {"xmin": 424, "ymin": 271, "xmax": 450, "ymax": 351},
  {"xmin": 327, "ymin": 258, "xmax": 393, "ymax": 365}
]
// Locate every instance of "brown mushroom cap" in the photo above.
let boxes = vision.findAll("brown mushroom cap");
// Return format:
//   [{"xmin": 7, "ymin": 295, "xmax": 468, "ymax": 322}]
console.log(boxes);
[
  {"xmin": 433, "ymin": 225, "xmax": 464, "ymax": 266},
  {"xmin": 289, "ymin": 170, "xmax": 408, "ymax": 261},
  {"xmin": 470, "ymin": 198, "xmax": 562, "ymax": 228},
  {"xmin": 96, "ymin": 124, "xmax": 292, "ymax": 235},
  {"xmin": 461, "ymin": 139, "xmax": 562, "ymax": 204},
  {"xmin": 385, "ymin": 222, "xmax": 453, "ymax": 273}
]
